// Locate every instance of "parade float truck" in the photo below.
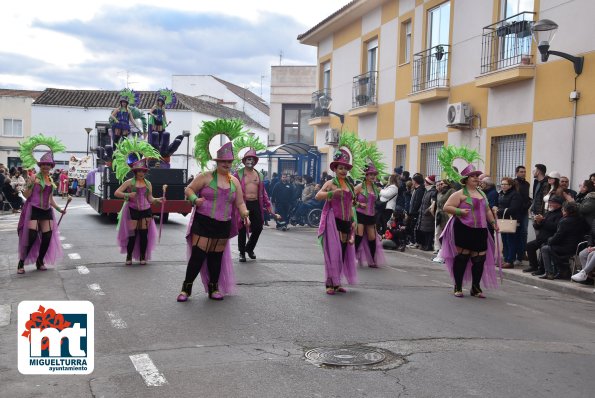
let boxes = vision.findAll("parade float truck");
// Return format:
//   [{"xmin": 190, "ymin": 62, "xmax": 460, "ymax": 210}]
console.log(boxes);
[{"xmin": 86, "ymin": 166, "xmax": 191, "ymax": 223}]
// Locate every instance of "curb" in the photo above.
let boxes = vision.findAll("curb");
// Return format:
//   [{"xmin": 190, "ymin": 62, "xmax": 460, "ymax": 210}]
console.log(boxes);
[{"xmin": 393, "ymin": 247, "xmax": 595, "ymax": 302}]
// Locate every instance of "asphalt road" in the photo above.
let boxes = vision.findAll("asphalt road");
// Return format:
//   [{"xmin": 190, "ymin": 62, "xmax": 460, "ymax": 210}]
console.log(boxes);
[{"xmin": 1, "ymin": 198, "xmax": 594, "ymax": 398}]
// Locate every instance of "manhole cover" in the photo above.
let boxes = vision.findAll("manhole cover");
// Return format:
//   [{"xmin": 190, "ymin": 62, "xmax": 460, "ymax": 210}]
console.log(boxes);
[{"xmin": 305, "ymin": 347, "xmax": 386, "ymax": 366}]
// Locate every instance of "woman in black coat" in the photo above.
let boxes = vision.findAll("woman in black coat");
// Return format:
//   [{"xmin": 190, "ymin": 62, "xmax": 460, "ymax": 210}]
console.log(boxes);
[
  {"xmin": 2, "ymin": 179, "xmax": 22, "ymax": 212},
  {"xmin": 495, "ymin": 177, "xmax": 522, "ymax": 268}
]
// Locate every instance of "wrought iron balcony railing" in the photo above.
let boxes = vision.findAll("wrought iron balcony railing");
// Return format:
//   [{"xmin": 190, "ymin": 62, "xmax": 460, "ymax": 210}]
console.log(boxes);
[
  {"xmin": 351, "ymin": 71, "xmax": 378, "ymax": 108},
  {"xmin": 411, "ymin": 44, "xmax": 450, "ymax": 94},
  {"xmin": 480, "ymin": 11, "xmax": 536, "ymax": 74},
  {"xmin": 311, "ymin": 88, "xmax": 331, "ymax": 118}
]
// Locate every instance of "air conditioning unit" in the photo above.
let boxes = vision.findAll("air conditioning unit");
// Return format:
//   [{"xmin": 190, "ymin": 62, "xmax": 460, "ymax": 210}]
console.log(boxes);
[
  {"xmin": 325, "ymin": 128, "xmax": 339, "ymax": 145},
  {"xmin": 446, "ymin": 102, "xmax": 472, "ymax": 127}
]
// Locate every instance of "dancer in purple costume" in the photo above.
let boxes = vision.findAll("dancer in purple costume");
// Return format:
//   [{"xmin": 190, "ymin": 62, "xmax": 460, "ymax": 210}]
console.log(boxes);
[
  {"xmin": 110, "ymin": 89, "xmax": 140, "ymax": 145},
  {"xmin": 315, "ymin": 148, "xmax": 358, "ymax": 295},
  {"xmin": 177, "ymin": 119, "xmax": 251, "ymax": 302},
  {"xmin": 354, "ymin": 163, "xmax": 386, "ymax": 268},
  {"xmin": 16, "ymin": 135, "xmax": 66, "ymax": 274},
  {"xmin": 114, "ymin": 158, "xmax": 162, "ymax": 265},
  {"xmin": 440, "ymin": 163, "xmax": 500, "ymax": 298}
]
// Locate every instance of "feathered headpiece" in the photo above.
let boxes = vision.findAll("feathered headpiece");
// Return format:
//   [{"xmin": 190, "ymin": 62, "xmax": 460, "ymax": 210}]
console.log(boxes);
[
  {"xmin": 193, "ymin": 119, "xmax": 249, "ymax": 170},
  {"xmin": 330, "ymin": 132, "xmax": 365, "ymax": 174},
  {"xmin": 18, "ymin": 135, "xmax": 66, "ymax": 170},
  {"xmin": 112, "ymin": 136, "xmax": 161, "ymax": 182},
  {"xmin": 353, "ymin": 141, "xmax": 387, "ymax": 181},
  {"xmin": 232, "ymin": 135, "xmax": 266, "ymax": 169},
  {"xmin": 156, "ymin": 88, "xmax": 177, "ymax": 109},
  {"xmin": 118, "ymin": 88, "xmax": 140, "ymax": 106},
  {"xmin": 437, "ymin": 145, "xmax": 482, "ymax": 183}
]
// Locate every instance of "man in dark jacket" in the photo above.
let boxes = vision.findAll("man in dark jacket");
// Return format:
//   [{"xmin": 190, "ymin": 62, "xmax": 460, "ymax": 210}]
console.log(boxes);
[
  {"xmin": 271, "ymin": 174, "xmax": 293, "ymax": 231},
  {"xmin": 531, "ymin": 164, "xmax": 548, "ymax": 216},
  {"xmin": 515, "ymin": 166, "xmax": 531, "ymax": 264},
  {"xmin": 407, "ymin": 174, "xmax": 425, "ymax": 248},
  {"xmin": 539, "ymin": 202, "xmax": 588, "ymax": 279},
  {"xmin": 525, "ymin": 195, "xmax": 563, "ymax": 274},
  {"xmin": 417, "ymin": 175, "xmax": 438, "ymax": 251}
]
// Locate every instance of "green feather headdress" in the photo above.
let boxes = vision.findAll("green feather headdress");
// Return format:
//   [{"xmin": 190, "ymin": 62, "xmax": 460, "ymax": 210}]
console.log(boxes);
[
  {"xmin": 193, "ymin": 119, "xmax": 249, "ymax": 170},
  {"xmin": 18, "ymin": 134, "xmax": 66, "ymax": 170},
  {"xmin": 354, "ymin": 141, "xmax": 388, "ymax": 181},
  {"xmin": 156, "ymin": 88, "xmax": 176, "ymax": 108},
  {"xmin": 437, "ymin": 145, "xmax": 482, "ymax": 183},
  {"xmin": 335, "ymin": 132, "xmax": 365, "ymax": 177},
  {"xmin": 118, "ymin": 88, "xmax": 139, "ymax": 106},
  {"xmin": 112, "ymin": 136, "xmax": 161, "ymax": 182},
  {"xmin": 232, "ymin": 135, "xmax": 267, "ymax": 169}
]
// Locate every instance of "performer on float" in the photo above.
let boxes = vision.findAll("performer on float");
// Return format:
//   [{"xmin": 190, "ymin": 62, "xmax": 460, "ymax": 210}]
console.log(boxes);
[
  {"xmin": 438, "ymin": 145, "xmax": 499, "ymax": 298},
  {"xmin": 314, "ymin": 133, "xmax": 363, "ymax": 295},
  {"xmin": 109, "ymin": 88, "xmax": 141, "ymax": 145},
  {"xmin": 16, "ymin": 135, "xmax": 66, "ymax": 274},
  {"xmin": 112, "ymin": 137, "xmax": 163, "ymax": 265},
  {"xmin": 148, "ymin": 88, "xmax": 176, "ymax": 146},
  {"xmin": 177, "ymin": 119, "xmax": 251, "ymax": 302},
  {"xmin": 232, "ymin": 136, "xmax": 280, "ymax": 262},
  {"xmin": 354, "ymin": 143, "xmax": 387, "ymax": 268}
]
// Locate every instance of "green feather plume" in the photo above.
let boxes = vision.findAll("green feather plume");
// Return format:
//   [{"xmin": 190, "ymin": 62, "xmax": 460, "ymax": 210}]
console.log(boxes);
[
  {"xmin": 231, "ymin": 135, "xmax": 267, "ymax": 169},
  {"xmin": 357, "ymin": 141, "xmax": 388, "ymax": 181},
  {"xmin": 112, "ymin": 136, "xmax": 161, "ymax": 182},
  {"xmin": 336, "ymin": 132, "xmax": 365, "ymax": 178},
  {"xmin": 193, "ymin": 119, "xmax": 249, "ymax": 170},
  {"xmin": 438, "ymin": 145, "xmax": 482, "ymax": 183},
  {"xmin": 18, "ymin": 134, "xmax": 66, "ymax": 169}
]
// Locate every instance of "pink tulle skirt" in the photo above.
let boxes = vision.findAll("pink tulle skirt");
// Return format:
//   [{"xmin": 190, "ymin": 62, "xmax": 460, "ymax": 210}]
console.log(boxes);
[
  {"xmin": 318, "ymin": 209, "xmax": 357, "ymax": 286},
  {"xmin": 356, "ymin": 235, "xmax": 386, "ymax": 267},
  {"xmin": 17, "ymin": 202, "xmax": 63, "ymax": 266},
  {"xmin": 116, "ymin": 203, "xmax": 158, "ymax": 261}
]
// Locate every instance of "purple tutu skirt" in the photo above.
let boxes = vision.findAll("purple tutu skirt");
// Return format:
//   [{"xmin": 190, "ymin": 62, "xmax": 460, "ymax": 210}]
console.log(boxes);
[
  {"xmin": 185, "ymin": 209, "xmax": 236, "ymax": 295},
  {"xmin": 318, "ymin": 205, "xmax": 357, "ymax": 285},
  {"xmin": 17, "ymin": 202, "xmax": 63, "ymax": 266},
  {"xmin": 439, "ymin": 217, "xmax": 499, "ymax": 289},
  {"xmin": 116, "ymin": 203, "xmax": 158, "ymax": 261}
]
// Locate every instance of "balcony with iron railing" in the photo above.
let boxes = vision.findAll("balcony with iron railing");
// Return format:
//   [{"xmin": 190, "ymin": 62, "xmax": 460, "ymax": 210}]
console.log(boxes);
[
  {"xmin": 475, "ymin": 12, "xmax": 536, "ymax": 88},
  {"xmin": 308, "ymin": 88, "xmax": 332, "ymax": 126},
  {"xmin": 408, "ymin": 44, "xmax": 450, "ymax": 103},
  {"xmin": 347, "ymin": 71, "xmax": 378, "ymax": 117}
]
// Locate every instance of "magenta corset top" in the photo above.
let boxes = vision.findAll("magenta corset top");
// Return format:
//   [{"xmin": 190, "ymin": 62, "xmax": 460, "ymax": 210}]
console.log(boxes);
[
  {"xmin": 356, "ymin": 191, "xmax": 375, "ymax": 216},
  {"xmin": 458, "ymin": 196, "xmax": 488, "ymax": 228},
  {"xmin": 197, "ymin": 186, "xmax": 236, "ymax": 222},
  {"xmin": 128, "ymin": 187, "xmax": 152, "ymax": 210},
  {"xmin": 30, "ymin": 183, "xmax": 53, "ymax": 210},
  {"xmin": 331, "ymin": 190, "xmax": 353, "ymax": 221}
]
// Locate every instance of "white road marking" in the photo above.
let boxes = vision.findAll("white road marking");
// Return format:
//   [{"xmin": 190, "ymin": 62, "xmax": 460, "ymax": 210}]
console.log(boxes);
[
  {"xmin": 87, "ymin": 283, "xmax": 105, "ymax": 296},
  {"xmin": 430, "ymin": 279, "xmax": 452, "ymax": 286},
  {"xmin": 0, "ymin": 304, "xmax": 11, "ymax": 327},
  {"xmin": 76, "ymin": 266, "xmax": 90, "ymax": 275},
  {"xmin": 129, "ymin": 353, "xmax": 168, "ymax": 387},
  {"xmin": 506, "ymin": 302, "xmax": 544, "ymax": 315},
  {"xmin": 62, "ymin": 243, "xmax": 73, "ymax": 249},
  {"xmin": 106, "ymin": 311, "xmax": 127, "ymax": 329},
  {"xmin": 68, "ymin": 253, "xmax": 81, "ymax": 260}
]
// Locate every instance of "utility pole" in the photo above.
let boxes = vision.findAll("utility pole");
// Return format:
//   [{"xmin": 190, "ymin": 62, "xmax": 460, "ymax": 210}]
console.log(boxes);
[{"xmin": 279, "ymin": 50, "xmax": 283, "ymax": 65}]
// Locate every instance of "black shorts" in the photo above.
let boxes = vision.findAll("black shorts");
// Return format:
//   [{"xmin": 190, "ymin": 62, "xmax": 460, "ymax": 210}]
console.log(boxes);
[
  {"xmin": 191, "ymin": 212, "xmax": 231, "ymax": 239},
  {"xmin": 129, "ymin": 207, "xmax": 153, "ymax": 220},
  {"xmin": 356, "ymin": 212, "xmax": 376, "ymax": 226},
  {"xmin": 335, "ymin": 218, "xmax": 352, "ymax": 234},
  {"xmin": 31, "ymin": 206, "xmax": 52, "ymax": 220},
  {"xmin": 453, "ymin": 218, "xmax": 488, "ymax": 252}
]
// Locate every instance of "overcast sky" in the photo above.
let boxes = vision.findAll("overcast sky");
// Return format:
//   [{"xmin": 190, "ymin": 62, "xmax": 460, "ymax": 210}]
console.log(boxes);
[{"xmin": 1, "ymin": 0, "xmax": 349, "ymax": 101}]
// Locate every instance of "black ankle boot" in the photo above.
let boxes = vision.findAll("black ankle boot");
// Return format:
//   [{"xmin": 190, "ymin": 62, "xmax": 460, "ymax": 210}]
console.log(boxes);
[
  {"xmin": 239, "ymin": 253, "xmax": 246, "ymax": 263},
  {"xmin": 17, "ymin": 260, "xmax": 25, "ymax": 274}
]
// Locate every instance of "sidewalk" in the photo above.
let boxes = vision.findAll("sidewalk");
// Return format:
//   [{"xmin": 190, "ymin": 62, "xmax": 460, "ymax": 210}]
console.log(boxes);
[{"xmin": 388, "ymin": 247, "xmax": 595, "ymax": 302}]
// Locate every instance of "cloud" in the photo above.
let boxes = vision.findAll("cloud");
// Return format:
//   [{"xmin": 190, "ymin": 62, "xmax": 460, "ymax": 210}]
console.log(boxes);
[{"xmin": 3, "ymin": 5, "xmax": 317, "ymax": 100}]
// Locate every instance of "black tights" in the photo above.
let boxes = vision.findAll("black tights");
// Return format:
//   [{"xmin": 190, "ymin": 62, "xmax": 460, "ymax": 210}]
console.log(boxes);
[
  {"xmin": 181, "ymin": 246, "xmax": 224, "ymax": 296},
  {"xmin": 20, "ymin": 229, "xmax": 52, "ymax": 268},
  {"xmin": 453, "ymin": 253, "xmax": 486, "ymax": 292},
  {"xmin": 126, "ymin": 229, "xmax": 149, "ymax": 260},
  {"xmin": 368, "ymin": 239, "xmax": 376, "ymax": 260}
]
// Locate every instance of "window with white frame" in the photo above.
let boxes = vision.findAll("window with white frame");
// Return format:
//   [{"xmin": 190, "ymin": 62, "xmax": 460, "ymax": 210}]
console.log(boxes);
[
  {"xmin": 3, "ymin": 119, "xmax": 23, "ymax": 137},
  {"xmin": 490, "ymin": 134, "xmax": 526, "ymax": 187},
  {"xmin": 420, "ymin": 141, "xmax": 444, "ymax": 177},
  {"xmin": 367, "ymin": 38, "xmax": 378, "ymax": 72},
  {"xmin": 322, "ymin": 62, "xmax": 331, "ymax": 92},
  {"xmin": 399, "ymin": 20, "xmax": 412, "ymax": 64},
  {"xmin": 395, "ymin": 144, "xmax": 407, "ymax": 171}
]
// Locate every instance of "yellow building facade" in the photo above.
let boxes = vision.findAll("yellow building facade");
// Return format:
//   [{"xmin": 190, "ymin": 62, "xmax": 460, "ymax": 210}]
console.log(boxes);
[{"xmin": 299, "ymin": 0, "xmax": 594, "ymax": 189}]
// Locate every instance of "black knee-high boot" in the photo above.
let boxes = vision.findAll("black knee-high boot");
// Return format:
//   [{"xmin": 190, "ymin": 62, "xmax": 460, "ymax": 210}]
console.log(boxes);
[
  {"xmin": 182, "ymin": 246, "xmax": 208, "ymax": 296},
  {"xmin": 19, "ymin": 229, "xmax": 38, "ymax": 266},
  {"xmin": 126, "ymin": 233, "xmax": 136, "ymax": 260},
  {"xmin": 36, "ymin": 231, "xmax": 52, "ymax": 268},
  {"xmin": 452, "ymin": 253, "xmax": 470, "ymax": 292},
  {"xmin": 355, "ymin": 235, "xmax": 363, "ymax": 251},
  {"xmin": 368, "ymin": 239, "xmax": 376, "ymax": 262},
  {"xmin": 139, "ymin": 229, "xmax": 148, "ymax": 260},
  {"xmin": 341, "ymin": 241, "xmax": 347, "ymax": 262},
  {"xmin": 470, "ymin": 255, "xmax": 486, "ymax": 295}
]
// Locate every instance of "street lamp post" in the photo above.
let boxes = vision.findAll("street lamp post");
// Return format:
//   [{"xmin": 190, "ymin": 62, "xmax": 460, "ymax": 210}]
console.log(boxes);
[
  {"xmin": 182, "ymin": 130, "xmax": 191, "ymax": 179},
  {"xmin": 531, "ymin": 19, "xmax": 585, "ymax": 186},
  {"xmin": 84, "ymin": 127, "xmax": 93, "ymax": 156}
]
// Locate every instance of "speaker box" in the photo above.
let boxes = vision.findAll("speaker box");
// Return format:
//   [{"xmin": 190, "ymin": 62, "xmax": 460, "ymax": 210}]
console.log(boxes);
[
  {"xmin": 104, "ymin": 183, "xmax": 186, "ymax": 200},
  {"xmin": 103, "ymin": 168, "xmax": 187, "ymax": 185}
]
